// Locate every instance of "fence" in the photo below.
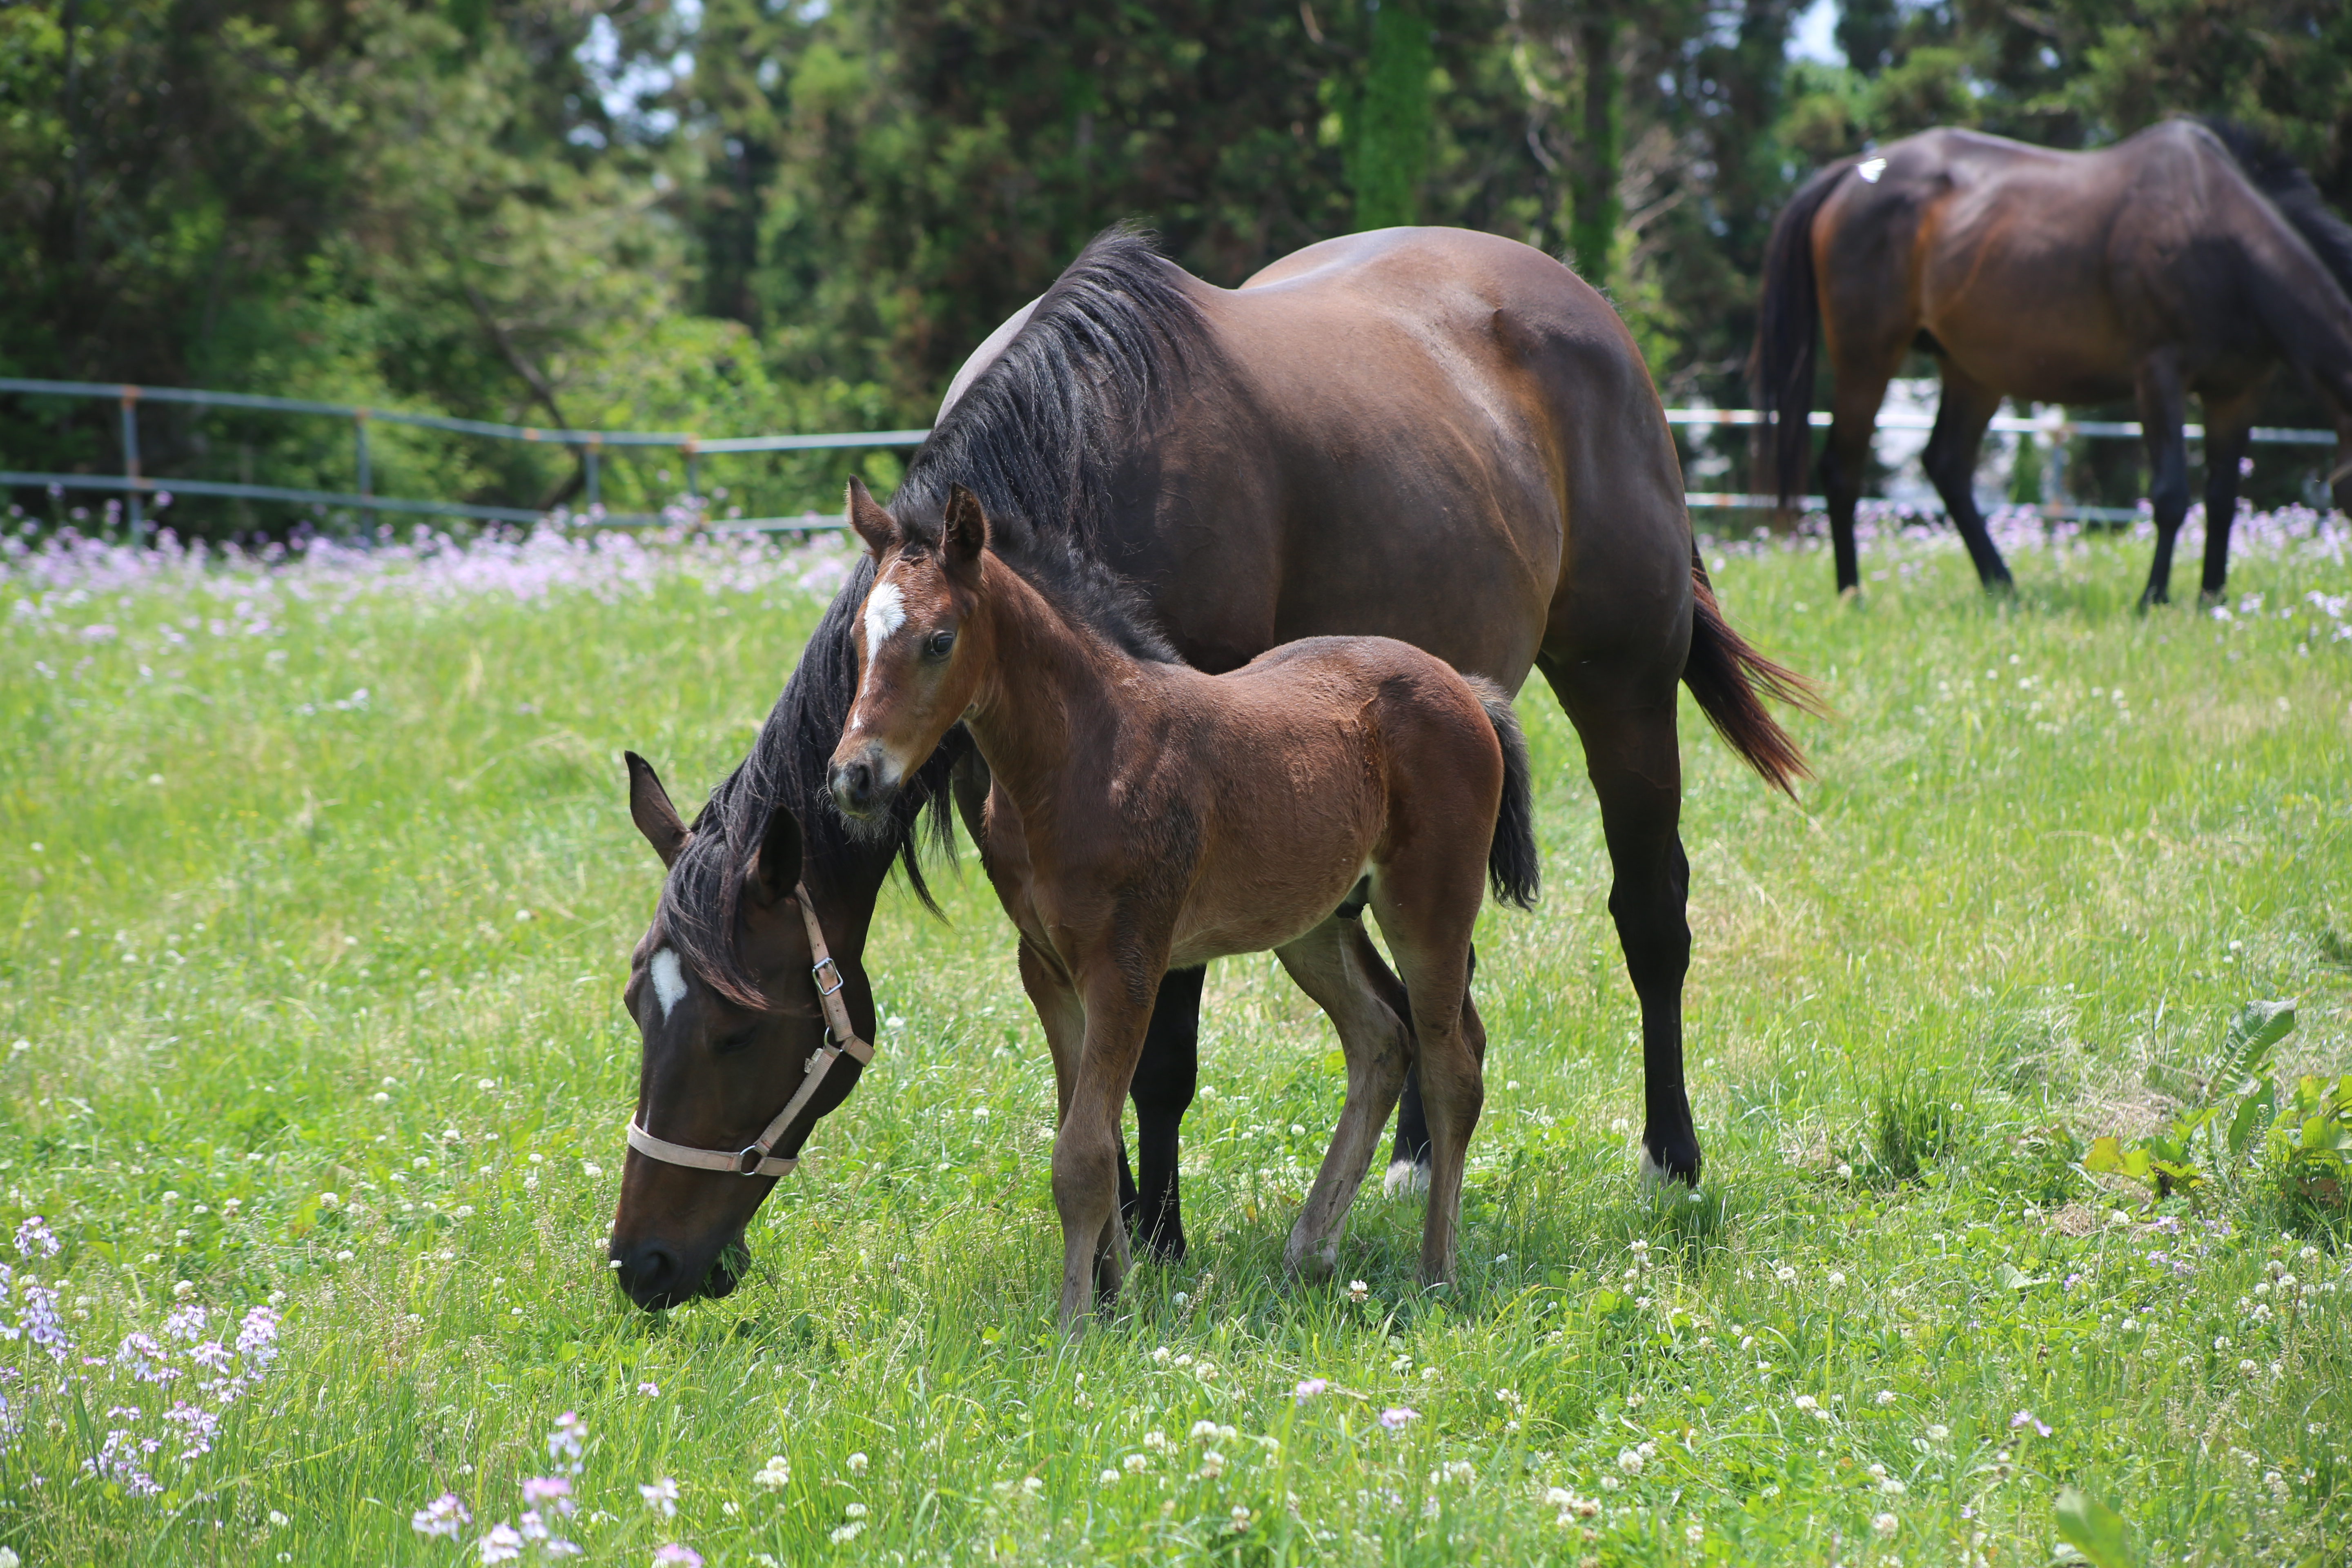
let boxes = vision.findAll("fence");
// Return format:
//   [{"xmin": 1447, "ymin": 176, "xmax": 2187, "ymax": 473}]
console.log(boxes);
[{"xmin": 2, "ymin": 375, "xmax": 2336, "ymax": 535}]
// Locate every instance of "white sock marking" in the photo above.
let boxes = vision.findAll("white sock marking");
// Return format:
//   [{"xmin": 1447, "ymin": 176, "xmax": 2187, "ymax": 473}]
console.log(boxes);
[
  {"xmin": 1382, "ymin": 1158, "xmax": 1430, "ymax": 1198},
  {"xmin": 649, "ymin": 948, "xmax": 687, "ymax": 1020}
]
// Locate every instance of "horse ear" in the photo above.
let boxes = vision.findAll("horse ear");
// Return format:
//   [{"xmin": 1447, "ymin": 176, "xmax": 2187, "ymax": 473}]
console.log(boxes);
[
  {"xmin": 625, "ymin": 751, "xmax": 689, "ymax": 868},
  {"xmin": 845, "ymin": 476, "xmax": 900, "ymax": 557},
  {"xmin": 943, "ymin": 484, "xmax": 989, "ymax": 581},
  {"xmin": 743, "ymin": 798, "xmax": 804, "ymax": 909}
]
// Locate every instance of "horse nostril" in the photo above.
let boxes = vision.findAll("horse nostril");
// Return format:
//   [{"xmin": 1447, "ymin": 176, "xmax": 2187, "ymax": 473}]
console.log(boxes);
[
  {"xmin": 832, "ymin": 760, "xmax": 873, "ymax": 813},
  {"xmin": 617, "ymin": 1243, "xmax": 681, "ymax": 1305}
]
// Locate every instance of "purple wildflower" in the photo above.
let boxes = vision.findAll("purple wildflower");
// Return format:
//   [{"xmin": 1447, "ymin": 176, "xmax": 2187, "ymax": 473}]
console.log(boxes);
[
  {"xmin": 477, "ymin": 1521, "xmax": 525, "ymax": 1563},
  {"xmin": 652, "ymin": 1546, "xmax": 703, "ymax": 1568},
  {"xmin": 1293, "ymin": 1378, "xmax": 1329, "ymax": 1404},
  {"xmin": 1378, "ymin": 1407, "xmax": 1419, "ymax": 1431},
  {"xmin": 521, "ymin": 1476, "xmax": 575, "ymax": 1515},
  {"xmin": 2009, "ymin": 1409, "xmax": 2051, "ymax": 1438},
  {"xmin": 12, "ymin": 1216, "xmax": 59, "ymax": 1258},
  {"xmin": 640, "ymin": 1476, "xmax": 679, "ymax": 1517},
  {"xmin": 412, "ymin": 1493, "xmax": 472, "ymax": 1538},
  {"xmin": 548, "ymin": 1411, "xmax": 587, "ymax": 1473}
]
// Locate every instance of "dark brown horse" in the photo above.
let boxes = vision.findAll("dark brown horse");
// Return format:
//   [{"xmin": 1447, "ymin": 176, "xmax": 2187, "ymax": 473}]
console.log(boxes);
[
  {"xmin": 1757, "ymin": 119, "xmax": 2352, "ymax": 604},
  {"xmin": 829, "ymin": 481, "xmax": 1537, "ymax": 1322},
  {"xmin": 607, "ymin": 226, "xmax": 1811, "ymax": 1311}
]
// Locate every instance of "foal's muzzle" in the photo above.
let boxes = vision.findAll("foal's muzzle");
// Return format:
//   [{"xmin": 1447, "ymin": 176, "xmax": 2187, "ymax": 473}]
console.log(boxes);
[{"xmin": 829, "ymin": 746, "xmax": 894, "ymax": 819}]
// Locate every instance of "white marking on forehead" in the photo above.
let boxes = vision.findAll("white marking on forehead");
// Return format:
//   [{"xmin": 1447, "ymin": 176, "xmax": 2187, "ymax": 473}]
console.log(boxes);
[
  {"xmin": 863, "ymin": 579, "xmax": 907, "ymax": 650},
  {"xmin": 649, "ymin": 948, "xmax": 687, "ymax": 1021}
]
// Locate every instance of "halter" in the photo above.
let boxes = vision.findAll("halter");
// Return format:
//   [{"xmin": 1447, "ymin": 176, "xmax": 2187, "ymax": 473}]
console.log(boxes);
[{"xmin": 624, "ymin": 882, "xmax": 874, "ymax": 1180}]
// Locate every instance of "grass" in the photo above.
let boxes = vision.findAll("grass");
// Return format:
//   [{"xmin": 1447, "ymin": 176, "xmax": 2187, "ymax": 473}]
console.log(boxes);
[{"xmin": 0, "ymin": 517, "xmax": 2348, "ymax": 1566}]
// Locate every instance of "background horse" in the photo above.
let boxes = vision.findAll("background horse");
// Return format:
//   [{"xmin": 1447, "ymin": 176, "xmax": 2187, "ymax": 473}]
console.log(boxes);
[
  {"xmin": 829, "ymin": 482, "xmax": 1535, "ymax": 1323},
  {"xmin": 608, "ymin": 225, "xmax": 1810, "ymax": 1312},
  {"xmin": 1756, "ymin": 119, "xmax": 2352, "ymax": 604}
]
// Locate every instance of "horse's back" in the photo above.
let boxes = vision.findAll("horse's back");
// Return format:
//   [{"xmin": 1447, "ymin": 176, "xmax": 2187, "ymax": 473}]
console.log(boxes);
[{"xmin": 1182, "ymin": 229, "xmax": 1689, "ymax": 683}]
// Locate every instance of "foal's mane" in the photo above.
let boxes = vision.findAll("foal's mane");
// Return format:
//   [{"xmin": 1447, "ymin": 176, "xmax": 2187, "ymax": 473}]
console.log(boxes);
[{"xmin": 657, "ymin": 225, "xmax": 1207, "ymax": 1005}]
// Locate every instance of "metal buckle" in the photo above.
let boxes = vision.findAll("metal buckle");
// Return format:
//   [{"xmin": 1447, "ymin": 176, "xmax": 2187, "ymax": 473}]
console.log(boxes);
[
  {"xmin": 811, "ymin": 956, "xmax": 844, "ymax": 997},
  {"xmin": 734, "ymin": 1145, "xmax": 768, "ymax": 1176}
]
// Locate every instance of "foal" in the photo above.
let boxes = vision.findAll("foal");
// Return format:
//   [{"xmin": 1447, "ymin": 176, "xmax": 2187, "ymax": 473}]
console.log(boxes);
[{"xmin": 828, "ymin": 480, "xmax": 1537, "ymax": 1327}]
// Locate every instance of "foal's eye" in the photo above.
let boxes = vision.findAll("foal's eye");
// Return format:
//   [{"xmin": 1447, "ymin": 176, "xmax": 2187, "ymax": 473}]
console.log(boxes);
[
  {"xmin": 924, "ymin": 629, "xmax": 956, "ymax": 659},
  {"xmin": 713, "ymin": 1028, "xmax": 760, "ymax": 1057}
]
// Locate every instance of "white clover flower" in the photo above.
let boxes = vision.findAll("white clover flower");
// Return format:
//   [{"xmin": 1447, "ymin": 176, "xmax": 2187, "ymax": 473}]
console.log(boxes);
[
  {"xmin": 1873, "ymin": 1512, "xmax": 1899, "ymax": 1536},
  {"xmin": 1099, "ymin": 1468, "xmax": 1119, "ymax": 1486},
  {"xmin": 318, "ymin": 1192, "xmax": 341, "ymax": 1211},
  {"xmin": 753, "ymin": 1456, "xmax": 791, "ymax": 1490},
  {"xmin": 1881, "ymin": 1477, "xmax": 1907, "ymax": 1495},
  {"xmin": 846, "ymin": 1452, "xmax": 868, "ymax": 1476},
  {"xmin": 1198, "ymin": 1451, "xmax": 1227, "ymax": 1479},
  {"xmin": 844, "ymin": 1502, "xmax": 868, "ymax": 1518},
  {"xmin": 1616, "ymin": 1447, "xmax": 1645, "ymax": 1474},
  {"xmin": 1020, "ymin": 1477, "xmax": 1043, "ymax": 1497},
  {"xmin": 1686, "ymin": 1523, "xmax": 1705, "ymax": 1544},
  {"xmin": 1123, "ymin": 1454, "xmax": 1149, "ymax": 1473},
  {"xmin": 1927, "ymin": 1424, "xmax": 1950, "ymax": 1442},
  {"xmin": 828, "ymin": 1521, "xmax": 865, "ymax": 1544},
  {"xmin": 1190, "ymin": 1420, "xmax": 1221, "ymax": 1441},
  {"xmin": 1229, "ymin": 1504, "xmax": 1252, "ymax": 1530},
  {"xmin": 1347, "ymin": 1278, "xmax": 1371, "ymax": 1303},
  {"xmin": 1827, "ymin": 1271, "xmax": 1847, "ymax": 1288},
  {"xmin": 1775, "ymin": 1265, "xmax": 1796, "ymax": 1283},
  {"xmin": 1875, "ymin": 1390, "xmax": 1897, "ymax": 1406},
  {"xmin": 1143, "ymin": 1430, "xmax": 1171, "ymax": 1453}
]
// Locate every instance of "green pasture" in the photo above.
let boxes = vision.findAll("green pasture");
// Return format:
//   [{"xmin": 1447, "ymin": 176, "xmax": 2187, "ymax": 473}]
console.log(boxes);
[{"xmin": 1, "ymin": 523, "xmax": 2347, "ymax": 1566}]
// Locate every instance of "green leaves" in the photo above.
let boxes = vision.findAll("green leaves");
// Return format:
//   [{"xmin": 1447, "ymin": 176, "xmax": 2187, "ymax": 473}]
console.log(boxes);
[
  {"xmin": 2054, "ymin": 1486, "xmax": 2138, "ymax": 1568},
  {"xmin": 2082, "ymin": 1002, "xmax": 2310, "ymax": 1201}
]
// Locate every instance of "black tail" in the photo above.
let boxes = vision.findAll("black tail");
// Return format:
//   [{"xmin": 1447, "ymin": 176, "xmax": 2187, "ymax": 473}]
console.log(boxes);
[
  {"xmin": 1753, "ymin": 160, "xmax": 1850, "ymax": 508},
  {"xmin": 1463, "ymin": 676, "xmax": 1539, "ymax": 910},
  {"xmin": 1682, "ymin": 554, "xmax": 1820, "ymax": 796},
  {"xmin": 2201, "ymin": 118, "xmax": 2352, "ymax": 303}
]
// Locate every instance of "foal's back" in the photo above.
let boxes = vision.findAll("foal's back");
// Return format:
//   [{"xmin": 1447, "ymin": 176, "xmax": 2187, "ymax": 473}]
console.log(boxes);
[{"xmin": 1147, "ymin": 635, "xmax": 1503, "ymax": 970}]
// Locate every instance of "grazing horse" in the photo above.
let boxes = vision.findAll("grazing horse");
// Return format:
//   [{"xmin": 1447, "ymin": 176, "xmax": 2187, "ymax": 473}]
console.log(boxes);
[
  {"xmin": 606, "ymin": 226, "xmax": 1811, "ymax": 1312},
  {"xmin": 1757, "ymin": 119, "xmax": 2352, "ymax": 604},
  {"xmin": 828, "ymin": 481, "xmax": 1537, "ymax": 1322}
]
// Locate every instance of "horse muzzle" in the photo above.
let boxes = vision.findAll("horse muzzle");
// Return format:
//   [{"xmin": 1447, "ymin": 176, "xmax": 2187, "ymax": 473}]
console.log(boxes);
[{"xmin": 828, "ymin": 745, "xmax": 901, "ymax": 820}]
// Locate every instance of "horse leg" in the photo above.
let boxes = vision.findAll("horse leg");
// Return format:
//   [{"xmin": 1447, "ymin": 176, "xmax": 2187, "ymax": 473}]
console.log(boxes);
[
  {"xmin": 2196, "ymin": 388, "xmax": 2261, "ymax": 604},
  {"xmin": 1275, "ymin": 918, "xmax": 1412, "ymax": 1281},
  {"xmin": 1383, "ymin": 947, "xmax": 1477, "ymax": 1195},
  {"xmin": 1820, "ymin": 352, "xmax": 1899, "ymax": 595},
  {"xmin": 1920, "ymin": 365, "xmax": 2010, "ymax": 591},
  {"xmin": 2136, "ymin": 350, "xmax": 2192, "ymax": 608},
  {"xmin": 1368, "ymin": 886, "xmax": 1483, "ymax": 1288},
  {"xmin": 1051, "ymin": 960, "xmax": 1165, "ymax": 1329},
  {"xmin": 1123, "ymin": 966, "xmax": 1205, "ymax": 1262},
  {"xmin": 1541, "ymin": 654, "xmax": 1697, "ymax": 1183}
]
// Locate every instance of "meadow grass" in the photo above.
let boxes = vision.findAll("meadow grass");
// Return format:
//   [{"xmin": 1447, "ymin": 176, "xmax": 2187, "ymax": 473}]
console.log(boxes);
[{"xmin": 0, "ymin": 517, "xmax": 2348, "ymax": 1567}]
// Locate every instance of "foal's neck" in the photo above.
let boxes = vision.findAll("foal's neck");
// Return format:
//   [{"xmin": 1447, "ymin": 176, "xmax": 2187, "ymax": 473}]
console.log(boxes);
[{"xmin": 967, "ymin": 556, "xmax": 1140, "ymax": 811}]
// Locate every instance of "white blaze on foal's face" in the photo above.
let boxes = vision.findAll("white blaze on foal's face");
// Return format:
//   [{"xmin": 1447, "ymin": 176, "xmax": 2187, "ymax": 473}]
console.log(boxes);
[{"xmin": 648, "ymin": 947, "xmax": 688, "ymax": 1021}]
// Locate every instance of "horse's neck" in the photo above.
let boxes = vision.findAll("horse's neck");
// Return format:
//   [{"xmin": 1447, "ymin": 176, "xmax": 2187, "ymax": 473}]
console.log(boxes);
[{"xmin": 966, "ymin": 563, "xmax": 1131, "ymax": 827}]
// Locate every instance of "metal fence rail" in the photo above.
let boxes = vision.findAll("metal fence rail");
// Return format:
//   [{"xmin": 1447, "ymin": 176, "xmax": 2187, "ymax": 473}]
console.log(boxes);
[{"xmin": 4, "ymin": 375, "xmax": 2335, "ymax": 535}]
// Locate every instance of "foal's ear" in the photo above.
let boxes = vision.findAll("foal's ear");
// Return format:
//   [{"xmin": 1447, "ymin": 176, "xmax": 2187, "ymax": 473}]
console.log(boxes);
[
  {"xmin": 625, "ymin": 751, "xmax": 690, "ymax": 869},
  {"xmin": 942, "ymin": 484, "xmax": 989, "ymax": 582},
  {"xmin": 743, "ymin": 799, "xmax": 804, "ymax": 909},
  {"xmin": 845, "ymin": 476, "xmax": 900, "ymax": 558}
]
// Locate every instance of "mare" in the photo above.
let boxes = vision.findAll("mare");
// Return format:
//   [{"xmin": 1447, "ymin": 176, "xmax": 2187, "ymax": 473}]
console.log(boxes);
[
  {"xmin": 1756, "ymin": 119, "xmax": 2352, "ymax": 604},
  {"xmin": 606, "ymin": 225, "xmax": 1811, "ymax": 1312},
  {"xmin": 830, "ymin": 482, "xmax": 1538, "ymax": 1322}
]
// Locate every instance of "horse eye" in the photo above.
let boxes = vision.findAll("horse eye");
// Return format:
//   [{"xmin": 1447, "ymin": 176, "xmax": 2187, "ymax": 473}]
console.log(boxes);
[
  {"xmin": 713, "ymin": 1027, "xmax": 760, "ymax": 1057},
  {"xmin": 925, "ymin": 629, "xmax": 956, "ymax": 659}
]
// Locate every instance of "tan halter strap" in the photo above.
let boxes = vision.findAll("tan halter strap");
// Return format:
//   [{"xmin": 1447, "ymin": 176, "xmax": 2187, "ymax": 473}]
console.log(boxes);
[{"xmin": 624, "ymin": 880, "xmax": 874, "ymax": 1180}]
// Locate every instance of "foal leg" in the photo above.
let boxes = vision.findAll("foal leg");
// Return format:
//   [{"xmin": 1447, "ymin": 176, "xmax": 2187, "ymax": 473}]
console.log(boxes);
[
  {"xmin": 1275, "ymin": 919, "xmax": 1412, "ymax": 1280},
  {"xmin": 1920, "ymin": 365, "xmax": 2011, "ymax": 591},
  {"xmin": 2196, "ymin": 389, "xmax": 2260, "ymax": 604},
  {"xmin": 1121, "ymin": 966, "xmax": 1205, "ymax": 1262},
  {"xmin": 1371, "ymin": 905, "xmax": 1482, "ymax": 1288},
  {"xmin": 2136, "ymin": 350, "xmax": 2192, "ymax": 608},
  {"xmin": 1541, "ymin": 654, "xmax": 1698, "ymax": 1184},
  {"xmin": 1052, "ymin": 961, "xmax": 1167, "ymax": 1329}
]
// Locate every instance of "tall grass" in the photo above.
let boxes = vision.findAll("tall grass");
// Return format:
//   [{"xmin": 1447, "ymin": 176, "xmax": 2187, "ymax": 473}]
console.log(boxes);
[{"xmin": 0, "ymin": 516, "xmax": 2346, "ymax": 1565}]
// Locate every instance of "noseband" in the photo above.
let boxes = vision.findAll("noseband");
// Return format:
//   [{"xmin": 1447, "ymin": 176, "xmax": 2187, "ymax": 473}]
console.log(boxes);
[{"xmin": 624, "ymin": 882, "xmax": 875, "ymax": 1180}]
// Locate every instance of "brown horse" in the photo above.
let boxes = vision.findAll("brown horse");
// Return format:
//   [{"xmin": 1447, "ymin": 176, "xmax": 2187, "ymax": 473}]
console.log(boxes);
[
  {"xmin": 606, "ymin": 227, "xmax": 1811, "ymax": 1312},
  {"xmin": 826, "ymin": 481, "xmax": 1536, "ymax": 1321},
  {"xmin": 1757, "ymin": 118, "xmax": 2352, "ymax": 604}
]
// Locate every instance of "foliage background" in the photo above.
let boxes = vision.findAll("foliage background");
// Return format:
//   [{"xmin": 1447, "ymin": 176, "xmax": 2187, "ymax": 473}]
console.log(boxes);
[{"xmin": 3, "ymin": 0, "xmax": 2350, "ymax": 525}]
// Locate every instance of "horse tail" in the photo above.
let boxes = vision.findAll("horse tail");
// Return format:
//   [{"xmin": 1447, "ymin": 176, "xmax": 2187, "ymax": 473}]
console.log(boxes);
[
  {"xmin": 1681, "ymin": 552, "xmax": 1820, "ymax": 797},
  {"xmin": 1754, "ymin": 160, "xmax": 1848, "ymax": 507},
  {"xmin": 1463, "ymin": 675, "xmax": 1539, "ymax": 911}
]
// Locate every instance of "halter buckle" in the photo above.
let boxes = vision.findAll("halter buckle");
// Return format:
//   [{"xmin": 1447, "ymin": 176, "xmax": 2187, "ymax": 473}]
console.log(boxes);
[
  {"xmin": 734, "ymin": 1144, "xmax": 769, "ymax": 1176},
  {"xmin": 811, "ymin": 955, "xmax": 844, "ymax": 998}
]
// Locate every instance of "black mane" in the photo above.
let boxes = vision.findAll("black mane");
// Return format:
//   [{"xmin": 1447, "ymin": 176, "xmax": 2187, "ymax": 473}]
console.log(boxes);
[
  {"xmin": 2203, "ymin": 118, "xmax": 2352, "ymax": 304},
  {"xmin": 657, "ymin": 225, "xmax": 1207, "ymax": 1004}
]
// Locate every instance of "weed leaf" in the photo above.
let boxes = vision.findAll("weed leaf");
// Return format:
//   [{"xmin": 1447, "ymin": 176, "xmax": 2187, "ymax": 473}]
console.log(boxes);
[{"xmin": 2054, "ymin": 1486, "xmax": 2138, "ymax": 1568}]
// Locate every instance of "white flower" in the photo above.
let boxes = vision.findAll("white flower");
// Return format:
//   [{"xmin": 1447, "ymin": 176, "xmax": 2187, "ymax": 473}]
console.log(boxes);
[
  {"xmin": 1881, "ymin": 1477, "xmax": 1907, "ymax": 1495},
  {"xmin": 318, "ymin": 1191, "xmax": 341, "ymax": 1211},
  {"xmin": 828, "ymin": 1521, "xmax": 866, "ymax": 1544},
  {"xmin": 1151, "ymin": 1345, "xmax": 1172, "ymax": 1364},
  {"xmin": 844, "ymin": 1503, "xmax": 868, "ymax": 1518},
  {"xmin": 1927, "ymin": 1424, "xmax": 1951, "ymax": 1441},
  {"xmin": 1198, "ymin": 1451, "xmax": 1226, "ymax": 1479},
  {"xmin": 1099, "ymin": 1469, "xmax": 1120, "ymax": 1486},
  {"xmin": 639, "ymin": 1478, "xmax": 679, "ymax": 1517},
  {"xmin": 1616, "ymin": 1447, "xmax": 1645, "ymax": 1474},
  {"xmin": 1347, "ymin": 1279, "xmax": 1370, "ymax": 1304},
  {"xmin": 753, "ymin": 1456, "xmax": 791, "ymax": 1490},
  {"xmin": 1827, "ymin": 1271, "xmax": 1847, "ymax": 1287},
  {"xmin": 1774, "ymin": 1265, "xmax": 1796, "ymax": 1283},
  {"xmin": 1020, "ymin": 1477, "xmax": 1043, "ymax": 1497},
  {"xmin": 1875, "ymin": 1390, "xmax": 1897, "ymax": 1406},
  {"xmin": 1873, "ymin": 1511, "xmax": 1900, "ymax": 1536},
  {"xmin": 1686, "ymin": 1523, "xmax": 1705, "ymax": 1544},
  {"xmin": 1123, "ymin": 1454, "xmax": 1149, "ymax": 1473},
  {"xmin": 1229, "ymin": 1504, "xmax": 1253, "ymax": 1530},
  {"xmin": 846, "ymin": 1452, "xmax": 869, "ymax": 1476}
]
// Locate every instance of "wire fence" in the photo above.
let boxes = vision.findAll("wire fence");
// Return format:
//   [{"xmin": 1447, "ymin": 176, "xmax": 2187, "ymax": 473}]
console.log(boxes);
[{"xmin": 3, "ymin": 375, "xmax": 2336, "ymax": 535}]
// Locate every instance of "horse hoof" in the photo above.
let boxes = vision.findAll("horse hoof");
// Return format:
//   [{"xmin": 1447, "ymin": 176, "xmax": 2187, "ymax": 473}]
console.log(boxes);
[
  {"xmin": 1382, "ymin": 1159, "xmax": 1430, "ymax": 1198},
  {"xmin": 1284, "ymin": 1240, "xmax": 1339, "ymax": 1284},
  {"xmin": 1638, "ymin": 1146, "xmax": 1701, "ymax": 1188}
]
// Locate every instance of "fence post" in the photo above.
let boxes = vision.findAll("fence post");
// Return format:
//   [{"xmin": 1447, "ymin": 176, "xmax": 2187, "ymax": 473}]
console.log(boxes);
[
  {"xmin": 119, "ymin": 386, "xmax": 143, "ymax": 537},
  {"xmin": 354, "ymin": 410, "xmax": 373, "ymax": 532},
  {"xmin": 585, "ymin": 434, "xmax": 602, "ymax": 516}
]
